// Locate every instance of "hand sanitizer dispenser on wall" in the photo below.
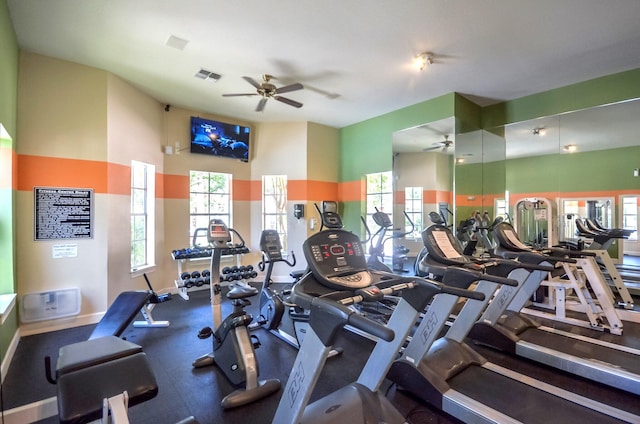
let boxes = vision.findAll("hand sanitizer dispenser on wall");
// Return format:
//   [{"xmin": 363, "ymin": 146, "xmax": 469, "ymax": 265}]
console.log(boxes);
[{"xmin": 294, "ymin": 204, "xmax": 304, "ymax": 219}]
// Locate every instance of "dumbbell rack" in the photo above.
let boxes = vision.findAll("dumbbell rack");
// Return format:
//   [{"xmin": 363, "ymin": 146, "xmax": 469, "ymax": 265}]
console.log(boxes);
[{"xmin": 171, "ymin": 246, "xmax": 250, "ymax": 300}]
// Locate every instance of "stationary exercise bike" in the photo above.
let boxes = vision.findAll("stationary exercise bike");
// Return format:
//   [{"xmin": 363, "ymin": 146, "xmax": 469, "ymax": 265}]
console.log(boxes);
[
  {"xmin": 251, "ymin": 229, "xmax": 303, "ymax": 348},
  {"xmin": 192, "ymin": 219, "xmax": 280, "ymax": 409}
]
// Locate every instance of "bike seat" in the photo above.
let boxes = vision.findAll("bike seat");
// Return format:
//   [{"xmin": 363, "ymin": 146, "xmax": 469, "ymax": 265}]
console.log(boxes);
[{"xmin": 227, "ymin": 285, "xmax": 258, "ymax": 299}]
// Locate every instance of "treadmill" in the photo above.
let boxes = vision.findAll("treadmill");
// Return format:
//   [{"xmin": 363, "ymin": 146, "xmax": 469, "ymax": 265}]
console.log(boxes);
[
  {"xmin": 469, "ymin": 221, "xmax": 640, "ymax": 396},
  {"xmin": 387, "ymin": 224, "xmax": 640, "ymax": 424},
  {"xmin": 272, "ymin": 227, "xmax": 482, "ymax": 423}
]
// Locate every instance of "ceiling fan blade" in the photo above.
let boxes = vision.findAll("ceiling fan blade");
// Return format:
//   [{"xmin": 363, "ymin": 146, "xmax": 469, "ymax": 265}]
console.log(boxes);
[
  {"xmin": 274, "ymin": 96, "xmax": 303, "ymax": 108},
  {"xmin": 275, "ymin": 82, "xmax": 303, "ymax": 95},
  {"xmin": 222, "ymin": 93, "xmax": 258, "ymax": 97},
  {"xmin": 422, "ymin": 145, "xmax": 441, "ymax": 152},
  {"xmin": 256, "ymin": 97, "xmax": 268, "ymax": 112},
  {"xmin": 243, "ymin": 76, "xmax": 262, "ymax": 89}
]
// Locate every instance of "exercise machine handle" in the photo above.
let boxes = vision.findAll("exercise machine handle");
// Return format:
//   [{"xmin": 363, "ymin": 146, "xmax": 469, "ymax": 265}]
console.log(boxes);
[
  {"xmin": 347, "ymin": 310, "xmax": 395, "ymax": 342},
  {"xmin": 439, "ymin": 284, "xmax": 486, "ymax": 301},
  {"xmin": 459, "ymin": 269, "xmax": 519, "ymax": 287}
]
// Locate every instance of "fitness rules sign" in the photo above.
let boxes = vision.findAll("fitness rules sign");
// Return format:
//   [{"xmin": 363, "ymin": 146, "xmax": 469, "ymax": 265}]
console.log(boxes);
[{"xmin": 34, "ymin": 187, "xmax": 94, "ymax": 240}]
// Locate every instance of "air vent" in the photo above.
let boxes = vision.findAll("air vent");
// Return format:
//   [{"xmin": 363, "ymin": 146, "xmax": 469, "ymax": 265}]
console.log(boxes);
[
  {"xmin": 195, "ymin": 69, "xmax": 221, "ymax": 81},
  {"xmin": 165, "ymin": 35, "xmax": 189, "ymax": 51}
]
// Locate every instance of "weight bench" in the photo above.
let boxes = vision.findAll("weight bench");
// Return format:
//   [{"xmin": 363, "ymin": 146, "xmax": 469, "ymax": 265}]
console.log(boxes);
[
  {"xmin": 51, "ymin": 336, "xmax": 159, "ymax": 424},
  {"xmin": 90, "ymin": 287, "xmax": 169, "ymax": 340}
]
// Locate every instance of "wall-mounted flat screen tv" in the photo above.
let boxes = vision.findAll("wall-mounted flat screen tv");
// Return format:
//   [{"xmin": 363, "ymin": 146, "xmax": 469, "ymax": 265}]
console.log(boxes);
[{"xmin": 190, "ymin": 116, "xmax": 251, "ymax": 162}]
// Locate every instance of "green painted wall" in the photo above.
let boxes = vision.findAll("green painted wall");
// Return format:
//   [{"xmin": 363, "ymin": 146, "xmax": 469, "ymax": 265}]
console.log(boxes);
[
  {"xmin": 0, "ymin": 0, "xmax": 18, "ymax": 138},
  {"xmin": 506, "ymin": 146, "xmax": 640, "ymax": 195},
  {"xmin": 483, "ymin": 68, "xmax": 640, "ymax": 128},
  {"xmin": 339, "ymin": 93, "xmax": 457, "ymax": 230},
  {"xmin": 0, "ymin": 0, "xmax": 18, "ymax": 368}
]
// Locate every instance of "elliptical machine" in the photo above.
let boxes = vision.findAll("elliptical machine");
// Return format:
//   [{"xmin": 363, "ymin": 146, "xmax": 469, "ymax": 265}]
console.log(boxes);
[
  {"xmin": 192, "ymin": 219, "xmax": 280, "ymax": 409},
  {"xmin": 361, "ymin": 207, "xmax": 415, "ymax": 273}
]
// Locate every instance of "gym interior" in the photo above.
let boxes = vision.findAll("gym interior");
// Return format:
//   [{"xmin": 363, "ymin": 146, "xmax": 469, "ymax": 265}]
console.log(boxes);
[{"xmin": 2, "ymin": 2, "xmax": 640, "ymax": 423}]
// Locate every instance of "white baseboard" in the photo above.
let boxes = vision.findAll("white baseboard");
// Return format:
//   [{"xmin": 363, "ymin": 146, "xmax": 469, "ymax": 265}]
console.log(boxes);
[
  {"xmin": 1, "ymin": 329, "xmax": 20, "ymax": 384},
  {"xmin": 19, "ymin": 312, "xmax": 103, "ymax": 337},
  {"xmin": 1, "ymin": 396, "xmax": 58, "ymax": 424}
]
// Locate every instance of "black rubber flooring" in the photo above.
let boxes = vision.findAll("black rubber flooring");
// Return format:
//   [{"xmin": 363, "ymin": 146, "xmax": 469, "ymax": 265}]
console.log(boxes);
[{"xmin": 2, "ymin": 281, "xmax": 640, "ymax": 424}]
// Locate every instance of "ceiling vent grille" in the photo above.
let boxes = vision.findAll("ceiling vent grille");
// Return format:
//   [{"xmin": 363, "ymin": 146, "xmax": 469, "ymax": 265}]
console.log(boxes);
[{"xmin": 195, "ymin": 69, "xmax": 221, "ymax": 81}]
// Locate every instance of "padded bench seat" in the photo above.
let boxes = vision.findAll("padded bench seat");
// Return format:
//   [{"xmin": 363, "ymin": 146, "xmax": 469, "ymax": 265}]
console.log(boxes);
[
  {"xmin": 56, "ymin": 336, "xmax": 142, "ymax": 376},
  {"xmin": 89, "ymin": 291, "xmax": 152, "ymax": 340},
  {"xmin": 57, "ymin": 352, "xmax": 158, "ymax": 424}
]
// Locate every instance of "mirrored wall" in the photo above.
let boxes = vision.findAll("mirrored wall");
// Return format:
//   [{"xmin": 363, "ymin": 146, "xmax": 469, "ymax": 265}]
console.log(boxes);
[{"xmin": 390, "ymin": 98, "xmax": 640, "ymax": 264}]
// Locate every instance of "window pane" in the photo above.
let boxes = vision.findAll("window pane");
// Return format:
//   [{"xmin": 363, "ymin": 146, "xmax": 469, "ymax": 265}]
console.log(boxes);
[
  {"xmin": 190, "ymin": 171, "xmax": 208, "ymax": 192},
  {"xmin": 131, "ymin": 163, "xmax": 146, "ymax": 189},
  {"xmin": 190, "ymin": 193, "xmax": 209, "ymax": 214},
  {"xmin": 133, "ymin": 216, "xmax": 146, "ymax": 240},
  {"xmin": 132, "ymin": 188, "xmax": 146, "ymax": 214},
  {"xmin": 210, "ymin": 193, "xmax": 229, "ymax": 214}
]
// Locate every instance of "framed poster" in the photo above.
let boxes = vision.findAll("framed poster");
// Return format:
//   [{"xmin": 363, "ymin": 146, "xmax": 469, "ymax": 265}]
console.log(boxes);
[{"xmin": 34, "ymin": 187, "xmax": 94, "ymax": 240}]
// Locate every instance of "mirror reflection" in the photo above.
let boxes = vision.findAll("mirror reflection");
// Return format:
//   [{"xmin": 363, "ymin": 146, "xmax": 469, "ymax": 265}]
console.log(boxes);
[
  {"xmin": 389, "ymin": 98, "xmax": 639, "ymax": 275},
  {"xmin": 501, "ymin": 100, "xmax": 640, "ymax": 266},
  {"xmin": 391, "ymin": 117, "xmax": 455, "ymax": 260}
]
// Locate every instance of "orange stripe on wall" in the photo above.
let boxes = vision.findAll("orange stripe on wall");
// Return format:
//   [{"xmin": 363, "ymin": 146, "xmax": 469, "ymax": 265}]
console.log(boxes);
[
  {"xmin": 163, "ymin": 174, "xmax": 189, "ymax": 199},
  {"xmin": 339, "ymin": 180, "xmax": 363, "ymax": 202},
  {"xmin": 18, "ymin": 155, "xmax": 108, "ymax": 192},
  {"xmin": 108, "ymin": 163, "xmax": 130, "ymax": 196},
  {"xmin": 234, "ymin": 179, "xmax": 256, "ymax": 201},
  {"xmin": 300, "ymin": 180, "xmax": 338, "ymax": 202}
]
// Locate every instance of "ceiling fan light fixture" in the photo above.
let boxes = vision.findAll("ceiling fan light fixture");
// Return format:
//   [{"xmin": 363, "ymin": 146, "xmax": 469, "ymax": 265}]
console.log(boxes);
[
  {"xmin": 415, "ymin": 52, "xmax": 433, "ymax": 71},
  {"xmin": 532, "ymin": 127, "xmax": 546, "ymax": 136}
]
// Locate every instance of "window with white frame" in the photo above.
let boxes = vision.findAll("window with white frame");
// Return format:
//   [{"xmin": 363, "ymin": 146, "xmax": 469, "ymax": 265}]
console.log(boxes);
[
  {"xmin": 622, "ymin": 196, "xmax": 638, "ymax": 241},
  {"xmin": 131, "ymin": 160, "xmax": 155, "ymax": 272},
  {"xmin": 404, "ymin": 187, "xmax": 422, "ymax": 238},
  {"xmin": 263, "ymin": 175, "xmax": 288, "ymax": 250},
  {"xmin": 495, "ymin": 199, "xmax": 507, "ymax": 220},
  {"xmin": 365, "ymin": 172, "xmax": 393, "ymax": 255},
  {"xmin": 189, "ymin": 171, "xmax": 232, "ymax": 247}
]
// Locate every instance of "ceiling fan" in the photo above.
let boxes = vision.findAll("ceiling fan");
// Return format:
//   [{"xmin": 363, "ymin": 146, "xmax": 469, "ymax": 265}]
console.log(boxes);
[
  {"xmin": 222, "ymin": 74, "xmax": 304, "ymax": 112},
  {"xmin": 423, "ymin": 135, "xmax": 454, "ymax": 152}
]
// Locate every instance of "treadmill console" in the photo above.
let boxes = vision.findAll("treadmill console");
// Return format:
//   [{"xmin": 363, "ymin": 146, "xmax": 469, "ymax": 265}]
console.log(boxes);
[
  {"xmin": 422, "ymin": 225, "xmax": 471, "ymax": 266},
  {"xmin": 303, "ymin": 229, "xmax": 371, "ymax": 290},
  {"xmin": 207, "ymin": 219, "xmax": 231, "ymax": 246}
]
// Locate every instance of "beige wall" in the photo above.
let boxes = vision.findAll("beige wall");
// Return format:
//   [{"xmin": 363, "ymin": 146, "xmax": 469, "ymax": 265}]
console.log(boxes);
[
  {"xmin": 16, "ymin": 53, "xmax": 110, "ymax": 333},
  {"xmin": 15, "ymin": 52, "xmax": 340, "ymax": 330},
  {"xmin": 106, "ymin": 74, "xmax": 165, "ymax": 300}
]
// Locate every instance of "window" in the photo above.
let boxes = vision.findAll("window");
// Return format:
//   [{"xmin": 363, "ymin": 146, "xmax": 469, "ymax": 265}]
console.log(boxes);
[
  {"xmin": 622, "ymin": 196, "xmax": 638, "ymax": 241},
  {"xmin": 131, "ymin": 161, "xmax": 155, "ymax": 271},
  {"xmin": 495, "ymin": 199, "xmax": 507, "ymax": 220},
  {"xmin": 404, "ymin": 187, "xmax": 422, "ymax": 238},
  {"xmin": 365, "ymin": 172, "xmax": 393, "ymax": 254},
  {"xmin": 263, "ymin": 175, "xmax": 288, "ymax": 250},
  {"xmin": 190, "ymin": 171, "xmax": 232, "ymax": 247}
]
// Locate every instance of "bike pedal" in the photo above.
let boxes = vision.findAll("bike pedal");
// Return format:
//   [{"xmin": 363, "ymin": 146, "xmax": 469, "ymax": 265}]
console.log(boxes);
[
  {"xmin": 250, "ymin": 334, "xmax": 261, "ymax": 349},
  {"xmin": 197, "ymin": 326, "xmax": 213, "ymax": 339}
]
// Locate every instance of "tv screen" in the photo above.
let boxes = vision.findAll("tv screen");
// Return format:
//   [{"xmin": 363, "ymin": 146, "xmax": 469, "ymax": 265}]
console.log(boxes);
[{"xmin": 190, "ymin": 116, "xmax": 250, "ymax": 162}]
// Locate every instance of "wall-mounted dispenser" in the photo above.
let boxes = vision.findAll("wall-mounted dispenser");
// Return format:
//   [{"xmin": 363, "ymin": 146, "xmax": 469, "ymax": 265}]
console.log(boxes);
[{"xmin": 294, "ymin": 204, "xmax": 304, "ymax": 219}]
